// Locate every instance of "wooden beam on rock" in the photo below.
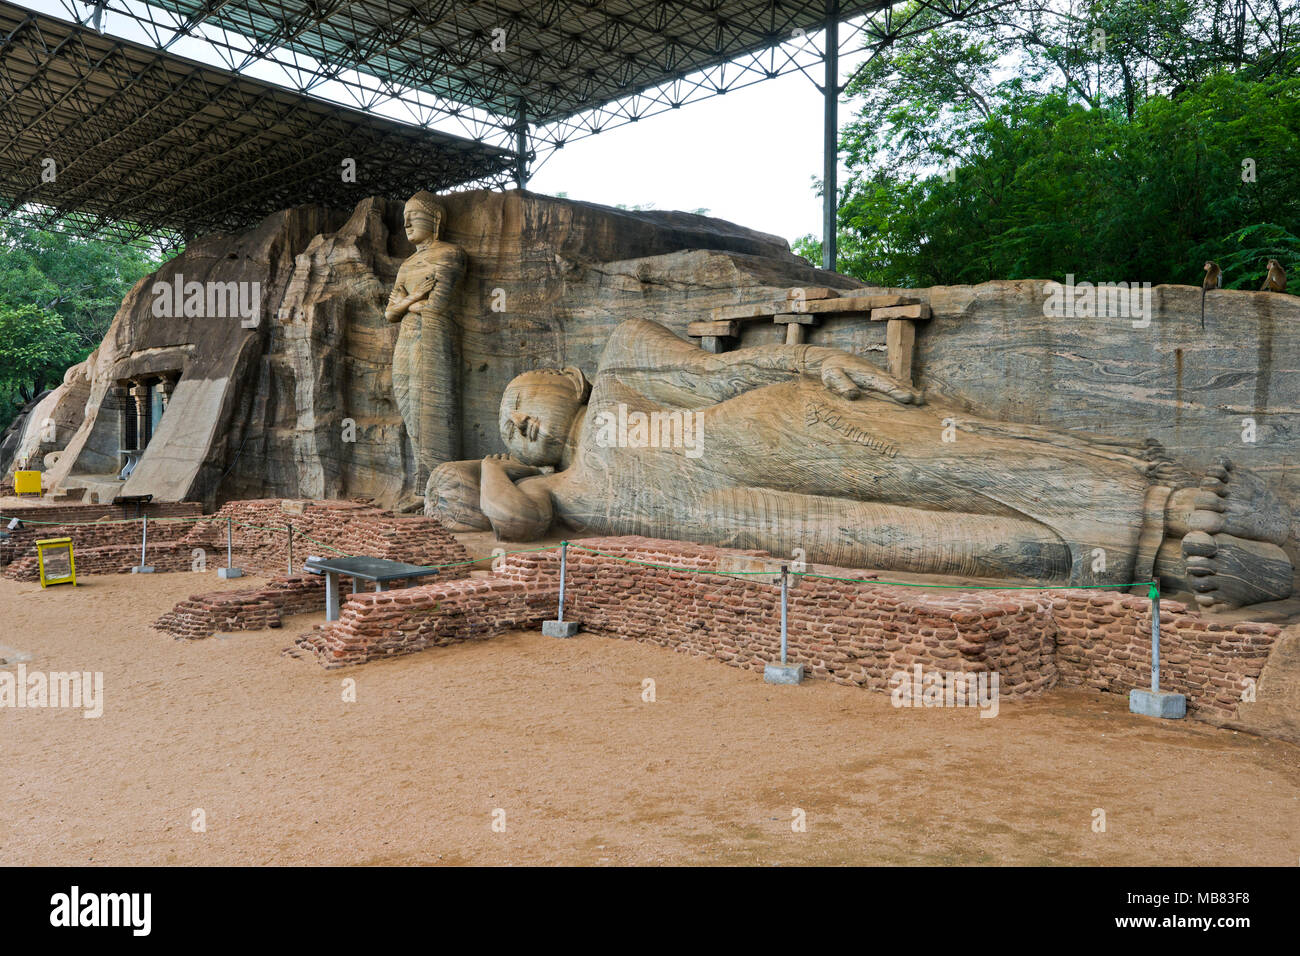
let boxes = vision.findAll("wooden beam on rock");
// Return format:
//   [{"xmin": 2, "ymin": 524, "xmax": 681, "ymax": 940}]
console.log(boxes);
[
  {"xmin": 886, "ymin": 319, "xmax": 917, "ymax": 385},
  {"xmin": 687, "ymin": 319, "xmax": 740, "ymax": 338},
  {"xmin": 871, "ymin": 303, "xmax": 931, "ymax": 321},
  {"xmin": 773, "ymin": 312, "xmax": 818, "ymax": 344}
]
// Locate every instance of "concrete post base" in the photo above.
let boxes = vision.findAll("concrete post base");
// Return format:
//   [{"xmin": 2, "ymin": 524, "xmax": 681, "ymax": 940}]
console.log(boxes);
[
  {"xmin": 542, "ymin": 620, "xmax": 580, "ymax": 638},
  {"xmin": 764, "ymin": 663, "xmax": 804, "ymax": 685},
  {"xmin": 130, "ymin": 566, "xmax": 155, "ymax": 574},
  {"xmin": 217, "ymin": 567, "xmax": 244, "ymax": 579},
  {"xmin": 1130, "ymin": 688, "xmax": 1186, "ymax": 719}
]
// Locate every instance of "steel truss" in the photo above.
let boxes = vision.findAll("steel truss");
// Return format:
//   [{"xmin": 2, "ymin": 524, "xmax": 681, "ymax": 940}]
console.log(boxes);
[
  {"xmin": 0, "ymin": 1, "xmax": 515, "ymax": 244},
  {"xmin": 2, "ymin": 0, "xmax": 1026, "ymax": 245},
  {"xmin": 45, "ymin": 0, "xmax": 1017, "ymax": 180}
]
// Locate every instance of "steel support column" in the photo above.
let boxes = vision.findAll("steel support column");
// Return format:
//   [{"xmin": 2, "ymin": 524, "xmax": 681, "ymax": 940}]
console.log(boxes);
[
  {"xmin": 514, "ymin": 98, "xmax": 529, "ymax": 188},
  {"xmin": 822, "ymin": 0, "xmax": 838, "ymax": 273}
]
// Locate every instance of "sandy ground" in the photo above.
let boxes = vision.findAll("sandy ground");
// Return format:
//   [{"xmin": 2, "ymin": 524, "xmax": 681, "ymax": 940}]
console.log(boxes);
[{"xmin": 1, "ymin": 570, "xmax": 1297, "ymax": 867}]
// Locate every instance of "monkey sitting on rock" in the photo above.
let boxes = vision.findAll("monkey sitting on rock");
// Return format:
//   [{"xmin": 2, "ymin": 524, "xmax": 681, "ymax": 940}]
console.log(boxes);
[
  {"xmin": 1201, "ymin": 260, "xmax": 1287, "ymax": 328},
  {"xmin": 1260, "ymin": 258, "xmax": 1287, "ymax": 293},
  {"xmin": 1202, "ymin": 260, "xmax": 1221, "ymax": 329}
]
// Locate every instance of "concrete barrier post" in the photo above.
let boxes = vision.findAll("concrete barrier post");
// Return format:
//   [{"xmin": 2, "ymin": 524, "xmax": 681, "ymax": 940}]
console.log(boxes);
[
  {"xmin": 780, "ymin": 563, "xmax": 789, "ymax": 664},
  {"xmin": 1151, "ymin": 585, "xmax": 1160, "ymax": 693},
  {"xmin": 764, "ymin": 562, "xmax": 802, "ymax": 684},
  {"xmin": 1130, "ymin": 582, "xmax": 1185, "ymax": 719},
  {"xmin": 558, "ymin": 540, "xmax": 568, "ymax": 622},
  {"xmin": 131, "ymin": 514, "xmax": 155, "ymax": 573},
  {"xmin": 543, "ymin": 541, "xmax": 580, "ymax": 638},
  {"xmin": 218, "ymin": 516, "xmax": 244, "ymax": 579}
]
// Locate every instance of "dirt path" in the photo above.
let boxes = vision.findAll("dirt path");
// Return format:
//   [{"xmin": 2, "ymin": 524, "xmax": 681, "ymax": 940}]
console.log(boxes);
[{"xmin": 1, "ymin": 572, "xmax": 1296, "ymax": 866}]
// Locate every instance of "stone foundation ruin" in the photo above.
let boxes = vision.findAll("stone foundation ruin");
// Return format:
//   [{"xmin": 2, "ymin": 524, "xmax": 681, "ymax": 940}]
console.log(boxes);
[{"xmin": 287, "ymin": 536, "xmax": 1289, "ymax": 735}]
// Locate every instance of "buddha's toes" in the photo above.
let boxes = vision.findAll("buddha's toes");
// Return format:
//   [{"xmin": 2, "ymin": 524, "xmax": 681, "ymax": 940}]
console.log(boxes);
[{"xmin": 1177, "ymin": 458, "xmax": 1294, "ymax": 609}]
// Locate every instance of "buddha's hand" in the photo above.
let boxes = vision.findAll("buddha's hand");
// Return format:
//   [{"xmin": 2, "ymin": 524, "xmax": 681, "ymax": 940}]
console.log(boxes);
[
  {"xmin": 819, "ymin": 354, "xmax": 922, "ymax": 405},
  {"xmin": 407, "ymin": 275, "xmax": 437, "ymax": 313},
  {"xmin": 385, "ymin": 275, "xmax": 437, "ymax": 322},
  {"xmin": 481, "ymin": 456, "xmax": 554, "ymax": 541},
  {"xmin": 484, "ymin": 453, "xmax": 544, "ymax": 480},
  {"xmin": 413, "ymin": 274, "xmax": 436, "ymax": 298}
]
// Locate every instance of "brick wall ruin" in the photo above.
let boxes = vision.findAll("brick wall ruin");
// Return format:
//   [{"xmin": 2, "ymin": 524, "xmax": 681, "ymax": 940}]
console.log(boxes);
[
  {"xmin": 185, "ymin": 499, "xmax": 473, "ymax": 576},
  {"xmin": 154, "ymin": 574, "xmax": 328, "ymax": 639},
  {"xmin": 291, "ymin": 577, "xmax": 559, "ymax": 666},
  {"xmin": 1051, "ymin": 596, "xmax": 1279, "ymax": 720},
  {"xmin": 285, "ymin": 536, "xmax": 1282, "ymax": 724},
  {"xmin": 5, "ymin": 498, "xmax": 470, "ymax": 588},
  {"xmin": 147, "ymin": 499, "xmax": 474, "ymax": 638},
  {"xmin": 1, "ymin": 504, "xmax": 201, "ymax": 579},
  {"xmin": 497, "ymin": 538, "xmax": 1059, "ymax": 698}
]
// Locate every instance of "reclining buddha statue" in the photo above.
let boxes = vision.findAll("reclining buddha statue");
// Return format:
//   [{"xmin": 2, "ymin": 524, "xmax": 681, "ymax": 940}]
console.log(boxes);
[{"xmin": 428, "ymin": 317, "xmax": 1294, "ymax": 609}]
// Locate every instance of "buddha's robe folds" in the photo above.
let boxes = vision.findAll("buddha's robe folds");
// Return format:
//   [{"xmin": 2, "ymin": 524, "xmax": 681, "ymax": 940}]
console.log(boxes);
[
  {"xmin": 544, "ymin": 319, "xmax": 1163, "ymax": 585},
  {"xmin": 389, "ymin": 241, "xmax": 466, "ymax": 486}
]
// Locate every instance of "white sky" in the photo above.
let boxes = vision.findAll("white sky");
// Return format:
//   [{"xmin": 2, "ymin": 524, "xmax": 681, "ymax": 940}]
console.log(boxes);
[
  {"xmin": 21, "ymin": 0, "xmax": 870, "ymax": 247},
  {"xmin": 527, "ymin": 68, "xmax": 853, "ymax": 245}
]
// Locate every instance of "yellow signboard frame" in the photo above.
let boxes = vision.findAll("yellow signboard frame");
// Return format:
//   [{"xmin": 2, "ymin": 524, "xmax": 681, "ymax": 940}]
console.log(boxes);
[
  {"xmin": 35, "ymin": 537, "xmax": 76, "ymax": 588},
  {"xmin": 13, "ymin": 470, "xmax": 41, "ymax": 496}
]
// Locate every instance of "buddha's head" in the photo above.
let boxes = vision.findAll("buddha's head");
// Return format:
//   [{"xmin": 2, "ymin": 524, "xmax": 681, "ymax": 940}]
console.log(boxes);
[
  {"xmin": 499, "ymin": 367, "xmax": 590, "ymax": 466},
  {"xmin": 403, "ymin": 191, "xmax": 445, "ymax": 245}
]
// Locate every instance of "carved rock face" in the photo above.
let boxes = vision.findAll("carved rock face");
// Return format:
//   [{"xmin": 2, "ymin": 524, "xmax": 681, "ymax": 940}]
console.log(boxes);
[
  {"xmin": 402, "ymin": 190, "xmax": 444, "ymax": 246},
  {"xmin": 499, "ymin": 370, "xmax": 585, "ymax": 467},
  {"xmin": 402, "ymin": 211, "xmax": 437, "ymax": 246},
  {"xmin": 21, "ymin": 191, "xmax": 834, "ymax": 508}
]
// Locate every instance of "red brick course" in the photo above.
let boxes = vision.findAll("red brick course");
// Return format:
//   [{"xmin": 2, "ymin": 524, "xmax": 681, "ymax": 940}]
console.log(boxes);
[
  {"xmin": 2, "ymin": 519, "xmax": 198, "ymax": 579},
  {"xmin": 0, "ymin": 501, "xmax": 202, "ymax": 526},
  {"xmin": 285, "ymin": 536, "xmax": 1282, "ymax": 724},
  {"xmin": 149, "ymin": 499, "xmax": 473, "ymax": 639},
  {"xmin": 154, "ymin": 574, "xmax": 327, "ymax": 639},
  {"xmin": 292, "ymin": 576, "xmax": 559, "ymax": 667},
  {"xmin": 185, "ymin": 499, "xmax": 471, "ymax": 576}
]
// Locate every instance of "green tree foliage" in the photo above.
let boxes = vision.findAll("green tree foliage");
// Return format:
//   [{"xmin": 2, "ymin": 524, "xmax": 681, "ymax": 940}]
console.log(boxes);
[
  {"xmin": 0, "ymin": 305, "xmax": 81, "ymax": 402},
  {"xmin": 797, "ymin": 0, "xmax": 1300, "ymax": 289},
  {"xmin": 1215, "ymin": 223, "xmax": 1300, "ymax": 288},
  {"xmin": 0, "ymin": 223, "xmax": 167, "ymax": 430}
]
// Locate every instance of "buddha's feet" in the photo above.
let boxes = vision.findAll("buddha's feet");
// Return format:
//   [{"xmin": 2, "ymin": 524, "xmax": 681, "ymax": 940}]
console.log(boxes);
[{"xmin": 1161, "ymin": 457, "xmax": 1293, "ymax": 609}]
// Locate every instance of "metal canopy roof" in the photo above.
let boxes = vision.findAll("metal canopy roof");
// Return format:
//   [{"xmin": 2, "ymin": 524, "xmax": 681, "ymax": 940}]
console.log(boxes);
[
  {"xmin": 48, "ymin": 0, "xmax": 1008, "ymax": 157},
  {"xmin": 136, "ymin": 0, "xmax": 896, "ymax": 125},
  {"xmin": 3, "ymin": 0, "xmax": 1010, "ymax": 249},
  {"xmin": 0, "ymin": 1, "xmax": 516, "ymax": 243}
]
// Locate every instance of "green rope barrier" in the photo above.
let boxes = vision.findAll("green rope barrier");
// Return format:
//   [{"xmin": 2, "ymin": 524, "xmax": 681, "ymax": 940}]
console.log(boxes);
[{"xmin": 288, "ymin": 532, "xmax": 348, "ymax": 556}]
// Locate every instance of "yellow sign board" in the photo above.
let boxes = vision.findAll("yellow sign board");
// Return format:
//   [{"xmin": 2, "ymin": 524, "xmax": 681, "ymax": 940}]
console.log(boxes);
[
  {"xmin": 13, "ymin": 470, "xmax": 41, "ymax": 496},
  {"xmin": 35, "ymin": 537, "xmax": 76, "ymax": 588}
]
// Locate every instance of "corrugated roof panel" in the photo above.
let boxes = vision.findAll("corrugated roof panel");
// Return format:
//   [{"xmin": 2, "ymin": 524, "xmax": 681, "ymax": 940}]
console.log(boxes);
[{"xmin": 0, "ymin": 2, "xmax": 515, "ymax": 241}]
